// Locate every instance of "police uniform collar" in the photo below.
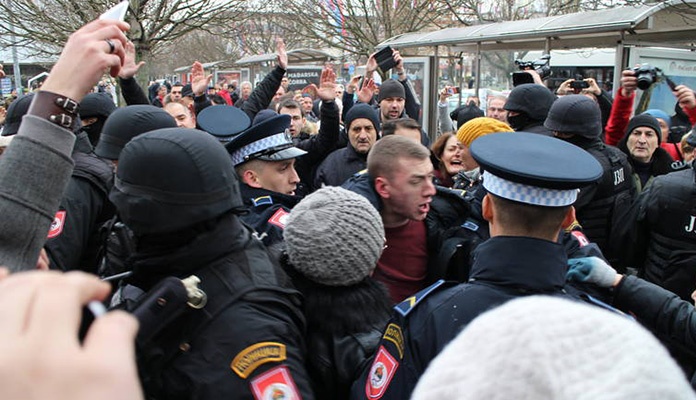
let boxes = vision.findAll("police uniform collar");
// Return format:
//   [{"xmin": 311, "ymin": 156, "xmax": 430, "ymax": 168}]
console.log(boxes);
[
  {"xmin": 471, "ymin": 132, "xmax": 602, "ymax": 206},
  {"xmin": 469, "ymin": 236, "xmax": 567, "ymax": 292},
  {"xmin": 225, "ymin": 114, "xmax": 306, "ymax": 166},
  {"xmin": 240, "ymin": 183, "xmax": 303, "ymax": 207}
]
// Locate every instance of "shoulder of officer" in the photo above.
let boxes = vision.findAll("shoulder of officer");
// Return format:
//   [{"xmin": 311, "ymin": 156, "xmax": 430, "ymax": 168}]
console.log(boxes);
[{"xmin": 393, "ymin": 280, "xmax": 457, "ymax": 317}]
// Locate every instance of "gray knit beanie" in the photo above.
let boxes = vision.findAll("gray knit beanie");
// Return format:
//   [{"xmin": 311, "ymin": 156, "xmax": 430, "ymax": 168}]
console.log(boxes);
[{"xmin": 284, "ymin": 186, "xmax": 385, "ymax": 286}]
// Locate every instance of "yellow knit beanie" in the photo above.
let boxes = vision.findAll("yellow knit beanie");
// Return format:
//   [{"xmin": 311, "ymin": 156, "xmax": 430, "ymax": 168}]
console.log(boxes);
[{"xmin": 456, "ymin": 117, "xmax": 512, "ymax": 147}]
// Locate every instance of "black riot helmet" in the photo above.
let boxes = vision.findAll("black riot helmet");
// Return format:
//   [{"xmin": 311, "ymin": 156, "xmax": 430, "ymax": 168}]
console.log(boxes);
[{"xmin": 109, "ymin": 128, "xmax": 245, "ymax": 235}]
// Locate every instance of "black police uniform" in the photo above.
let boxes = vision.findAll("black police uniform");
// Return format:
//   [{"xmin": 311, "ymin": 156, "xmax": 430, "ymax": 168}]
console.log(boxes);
[
  {"xmin": 543, "ymin": 95, "xmax": 636, "ymax": 266},
  {"xmin": 350, "ymin": 132, "xmax": 604, "ymax": 399},
  {"xmin": 109, "ymin": 128, "xmax": 314, "ymax": 400},
  {"xmin": 225, "ymin": 114, "xmax": 307, "ymax": 247},
  {"xmin": 614, "ymin": 162, "xmax": 696, "ymax": 296},
  {"xmin": 239, "ymin": 184, "xmax": 302, "ymax": 246},
  {"xmin": 45, "ymin": 133, "xmax": 115, "ymax": 273}
]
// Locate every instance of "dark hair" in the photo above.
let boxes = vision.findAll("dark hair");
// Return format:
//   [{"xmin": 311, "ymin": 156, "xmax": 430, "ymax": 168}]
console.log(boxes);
[
  {"xmin": 278, "ymin": 99, "xmax": 305, "ymax": 117},
  {"xmin": 209, "ymin": 94, "xmax": 226, "ymax": 105},
  {"xmin": 382, "ymin": 117, "xmax": 421, "ymax": 137}
]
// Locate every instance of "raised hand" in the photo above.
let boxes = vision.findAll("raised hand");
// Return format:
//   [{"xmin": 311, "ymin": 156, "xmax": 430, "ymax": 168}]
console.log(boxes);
[
  {"xmin": 191, "ymin": 61, "xmax": 213, "ymax": 97},
  {"xmin": 41, "ymin": 19, "xmax": 130, "ymax": 102},
  {"xmin": 118, "ymin": 41, "xmax": 145, "ymax": 79}
]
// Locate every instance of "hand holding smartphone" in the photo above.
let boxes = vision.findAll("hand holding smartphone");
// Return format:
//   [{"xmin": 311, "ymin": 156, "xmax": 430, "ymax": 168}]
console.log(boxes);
[{"xmin": 374, "ymin": 46, "xmax": 398, "ymax": 73}]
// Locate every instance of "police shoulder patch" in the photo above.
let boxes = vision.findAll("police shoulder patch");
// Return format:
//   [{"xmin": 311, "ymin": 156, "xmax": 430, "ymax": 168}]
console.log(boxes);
[
  {"xmin": 267, "ymin": 208, "xmax": 290, "ymax": 229},
  {"xmin": 249, "ymin": 365, "xmax": 301, "ymax": 400},
  {"xmin": 231, "ymin": 342, "xmax": 287, "ymax": 379},
  {"xmin": 382, "ymin": 323, "xmax": 404, "ymax": 359},
  {"xmin": 252, "ymin": 196, "xmax": 274, "ymax": 207},
  {"xmin": 570, "ymin": 230, "xmax": 590, "ymax": 247},
  {"xmin": 365, "ymin": 346, "xmax": 399, "ymax": 399},
  {"xmin": 47, "ymin": 211, "xmax": 67, "ymax": 239},
  {"xmin": 394, "ymin": 279, "xmax": 446, "ymax": 317}
]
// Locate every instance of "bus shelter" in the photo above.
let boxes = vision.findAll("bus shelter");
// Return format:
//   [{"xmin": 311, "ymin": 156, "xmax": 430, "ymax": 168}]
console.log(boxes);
[{"xmin": 377, "ymin": 0, "xmax": 696, "ymax": 137}]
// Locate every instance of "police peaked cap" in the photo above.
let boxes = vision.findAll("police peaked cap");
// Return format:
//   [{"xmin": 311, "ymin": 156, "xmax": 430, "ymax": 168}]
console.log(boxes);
[
  {"xmin": 197, "ymin": 105, "xmax": 251, "ymax": 142},
  {"xmin": 95, "ymin": 105, "xmax": 177, "ymax": 160},
  {"xmin": 109, "ymin": 128, "xmax": 244, "ymax": 235},
  {"xmin": 471, "ymin": 132, "xmax": 602, "ymax": 206},
  {"xmin": 225, "ymin": 114, "xmax": 306, "ymax": 166}
]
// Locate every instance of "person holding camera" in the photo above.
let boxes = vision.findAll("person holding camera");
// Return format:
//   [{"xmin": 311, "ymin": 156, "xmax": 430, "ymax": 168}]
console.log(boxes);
[
  {"xmin": 604, "ymin": 68, "xmax": 692, "ymax": 192},
  {"xmin": 556, "ymin": 77, "xmax": 613, "ymax": 128}
]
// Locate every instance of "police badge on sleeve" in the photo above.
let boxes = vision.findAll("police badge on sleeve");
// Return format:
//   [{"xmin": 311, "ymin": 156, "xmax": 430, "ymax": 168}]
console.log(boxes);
[
  {"xmin": 365, "ymin": 346, "xmax": 399, "ymax": 399},
  {"xmin": 47, "ymin": 211, "xmax": 67, "ymax": 238},
  {"xmin": 250, "ymin": 365, "xmax": 301, "ymax": 400}
]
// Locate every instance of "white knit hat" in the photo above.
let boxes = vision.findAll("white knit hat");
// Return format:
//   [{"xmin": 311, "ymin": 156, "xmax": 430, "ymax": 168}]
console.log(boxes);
[
  {"xmin": 412, "ymin": 296, "xmax": 695, "ymax": 400},
  {"xmin": 284, "ymin": 186, "xmax": 384, "ymax": 286}
]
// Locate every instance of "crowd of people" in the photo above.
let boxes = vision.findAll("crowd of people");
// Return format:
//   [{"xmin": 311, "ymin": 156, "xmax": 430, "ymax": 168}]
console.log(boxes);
[{"xmin": 2, "ymin": 18, "xmax": 696, "ymax": 400}]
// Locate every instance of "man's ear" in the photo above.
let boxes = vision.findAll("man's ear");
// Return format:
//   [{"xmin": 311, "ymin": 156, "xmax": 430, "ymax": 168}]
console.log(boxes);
[
  {"xmin": 242, "ymin": 169, "xmax": 261, "ymax": 189},
  {"xmin": 562, "ymin": 206, "xmax": 577, "ymax": 229},
  {"xmin": 482, "ymin": 194, "xmax": 493, "ymax": 222},
  {"xmin": 374, "ymin": 176, "xmax": 390, "ymax": 199}
]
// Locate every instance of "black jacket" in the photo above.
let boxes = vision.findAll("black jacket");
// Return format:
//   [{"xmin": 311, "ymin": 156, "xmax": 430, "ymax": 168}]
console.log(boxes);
[
  {"xmin": 613, "ymin": 162, "xmax": 696, "ymax": 288},
  {"xmin": 351, "ymin": 236, "xmax": 603, "ymax": 399},
  {"xmin": 239, "ymin": 184, "xmax": 302, "ymax": 246},
  {"xmin": 293, "ymin": 101, "xmax": 340, "ymax": 195},
  {"xmin": 45, "ymin": 133, "xmax": 115, "ymax": 273},
  {"xmin": 315, "ymin": 144, "xmax": 368, "ymax": 188},
  {"xmin": 569, "ymin": 137, "xmax": 635, "ymax": 266},
  {"xmin": 117, "ymin": 214, "xmax": 314, "ymax": 400},
  {"xmin": 284, "ymin": 264, "xmax": 391, "ymax": 400}
]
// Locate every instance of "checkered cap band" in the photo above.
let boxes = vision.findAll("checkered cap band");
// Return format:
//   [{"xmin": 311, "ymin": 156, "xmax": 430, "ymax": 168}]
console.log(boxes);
[
  {"xmin": 231, "ymin": 131, "xmax": 290, "ymax": 166},
  {"xmin": 482, "ymin": 171, "xmax": 578, "ymax": 207}
]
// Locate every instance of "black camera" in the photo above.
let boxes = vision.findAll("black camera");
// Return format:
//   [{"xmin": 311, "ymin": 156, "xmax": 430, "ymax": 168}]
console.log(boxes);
[
  {"xmin": 631, "ymin": 64, "xmax": 659, "ymax": 91},
  {"xmin": 512, "ymin": 54, "xmax": 551, "ymax": 86},
  {"xmin": 570, "ymin": 80, "xmax": 590, "ymax": 90}
]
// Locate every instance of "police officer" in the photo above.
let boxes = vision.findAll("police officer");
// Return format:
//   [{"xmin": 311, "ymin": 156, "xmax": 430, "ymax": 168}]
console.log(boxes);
[
  {"xmin": 109, "ymin": 127, "xmax": 314, "ymax": 399},
  {"xmin": 93, "ymin": 105, "xmax": 178, "ymax": 277},
  {"xmin": 350, "ymin": 132, "xmax": 603, "ymax": 399},
  {"xmin": 503, "ymin": 83, "xmax": 556, "ymax": 136},
  {"xmin": 613, "ymin": 141, "xmax": 696, "ymax": 300},
  {"xmin": 78, "ymin": 92, "xmax": 116, "ymax": 147},
  {"xmin": 225, "ymin": 114, "xmax": 306, "ymax": 246},
  {"xmin": 545, "ymin": 95, "xmax": 635, "ymax": 266}
]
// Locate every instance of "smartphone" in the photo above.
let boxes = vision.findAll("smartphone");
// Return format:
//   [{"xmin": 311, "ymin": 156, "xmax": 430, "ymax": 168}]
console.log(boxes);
[
  {"xmin": 100, "ymin": 0, "xmax": 129, "ymax": 22},
  {"xmin": 374, "ymin": 46, "xmax": 397, "ymax": 73},
  {"xmin": 447, "ymin": 87, "xmax": 460, "ymax": 95}
]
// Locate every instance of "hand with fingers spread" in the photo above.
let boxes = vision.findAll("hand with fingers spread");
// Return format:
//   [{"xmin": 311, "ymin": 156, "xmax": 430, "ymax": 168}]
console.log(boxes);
[
  {"xmin": 118, "ymin": 41, "xmax": 145, "ymax": 80},
  {"xmin": 0, "ymin": 270, "xmax": 142, "ymax": 400},
  {"xmin": 276, "ymin": 37, "xmax": 288, "ymax": 70},
  {"xmin": 315, "ymin": 67, "xmax": 337, "ymax": 102},
  {"xmin": 41, "ymin": 19, "xmax": 130, "ymax": 102},
  {"xmin": 191, "ymin": 61, "xmax": 213, "ymax": 97},
  {"xmin": 357, "ymin": 78, "xmax": 377, "ymax": 104}
]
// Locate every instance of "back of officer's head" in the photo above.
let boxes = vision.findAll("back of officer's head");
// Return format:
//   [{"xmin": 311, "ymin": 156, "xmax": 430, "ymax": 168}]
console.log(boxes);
[
  {"xmin": 109, "ymin": 128, "xmax": 243, "ymax": 235},
  {"xmin": 544, "ymin": 95, "xmax": 601, "ymax": 139}
]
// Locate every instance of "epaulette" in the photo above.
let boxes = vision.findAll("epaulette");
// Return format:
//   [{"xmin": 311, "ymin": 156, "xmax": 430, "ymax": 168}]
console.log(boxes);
[
  {"xmin": 671, "ymin": 160, "xmax": 690, "ymax": 171},
  {"xmin": 579, "ymin": 293, "xmax": 634, "ymax": 321},
  {"xmin": 353, "ymin": 169, "xmax": 368, "ymax": 177},
  {"xmin": 251, "ymin": 195, "xmax": 273, "ymax": 207},
  {"xmin": 394, "ymin": 280, "xmax": 448, "ymax": 317},
  {"xmin": 461, "ymin": 218, "xmax": 480, "ymax": 232}
]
